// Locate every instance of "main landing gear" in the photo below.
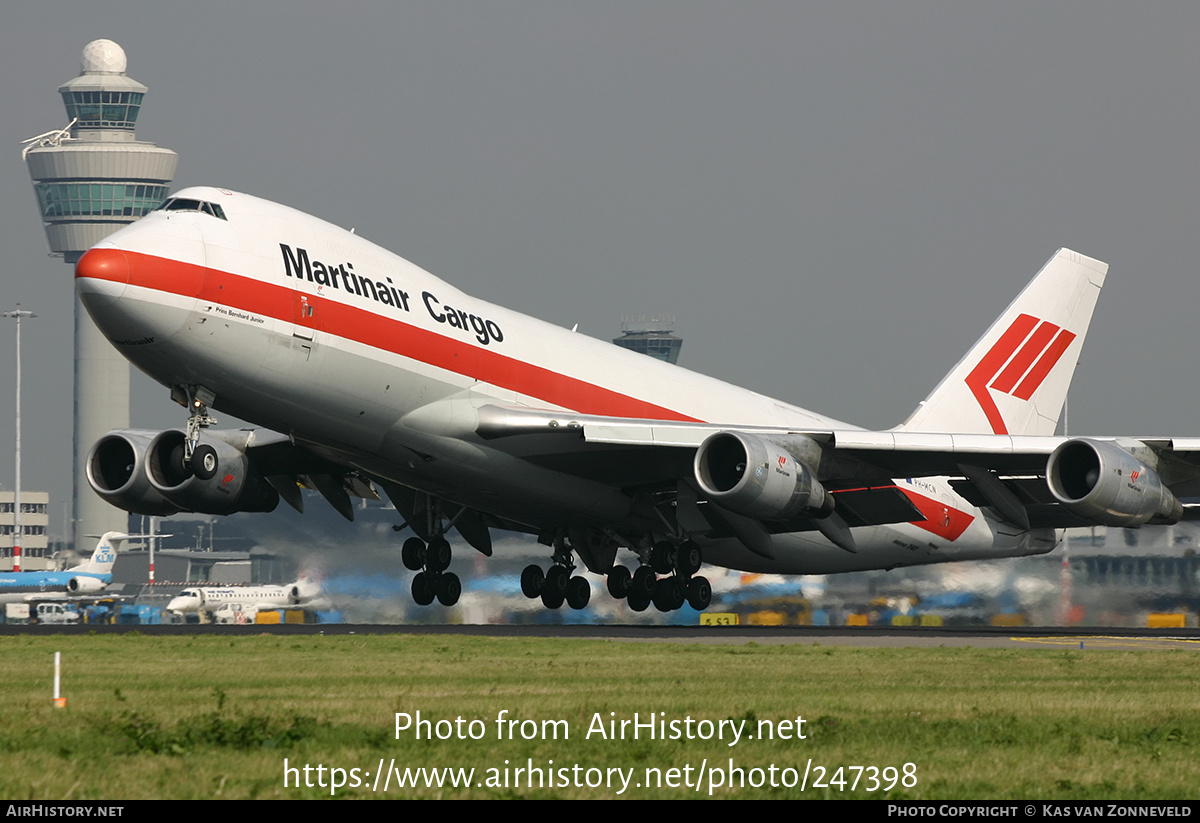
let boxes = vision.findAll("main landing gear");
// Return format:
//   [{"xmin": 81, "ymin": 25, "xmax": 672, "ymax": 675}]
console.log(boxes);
[
  {"xmin": 390, "ymin": 490, "xmax": 489, "ymax": 609},
  {"xmin": 520, "ymin": 540, "xmax": 591, "ymax": 610},
  {"xmin": 402, "ymin": 535, "xmax": 462, "ymax": 607},
  {"xmin": 518, "ymin": 536, "xmax": 712, "ymax": 613},
  {"xmin": 606, "ymin": 539, "xmax": 711, "ymax": 613}
]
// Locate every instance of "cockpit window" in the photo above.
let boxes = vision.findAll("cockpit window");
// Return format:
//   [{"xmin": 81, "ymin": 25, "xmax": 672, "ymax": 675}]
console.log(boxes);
[{"xmin": 156, "ymin": 198, "xmax": 228, "ymax": 221}]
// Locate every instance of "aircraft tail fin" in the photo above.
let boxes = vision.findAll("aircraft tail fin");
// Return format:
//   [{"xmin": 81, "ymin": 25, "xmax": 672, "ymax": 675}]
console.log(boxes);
[
  {"xmin": 898, "ymin": 249, "xmax": 1107, "ymax": 436},
  {"xmin": 74, "ymin": 531, "xmax": 124, "ymax": 575},
  {"xmin": 71, "ymin": 532, "xmax": 169, "ymax": 574}
]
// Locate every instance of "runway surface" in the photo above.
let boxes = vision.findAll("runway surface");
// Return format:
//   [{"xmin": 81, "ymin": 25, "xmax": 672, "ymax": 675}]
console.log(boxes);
[{"xmin": 3, "ymin": 623, "xmax": 1199, "ymax": 649}]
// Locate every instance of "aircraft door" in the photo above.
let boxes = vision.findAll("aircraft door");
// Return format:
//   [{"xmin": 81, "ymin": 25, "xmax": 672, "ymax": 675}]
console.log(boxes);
[
  {"xmin": 258, "ymin": 273, "xmax": 322, "ymax": 381},
  {"xmin": 292, "ymin": 293, "xmax": 317, "ymax": 343}
]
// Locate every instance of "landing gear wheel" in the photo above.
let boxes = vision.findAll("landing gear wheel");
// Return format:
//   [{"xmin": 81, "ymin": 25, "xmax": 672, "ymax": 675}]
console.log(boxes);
[
  {"xmin": 545, "ymin": 565, "xmax": 569, "ymax": 596},
  {"xmin": 652, "ymin": 579, "xmax": 671, "ymax": 612},
  {"xmin": 607, "ymin": 565, "xmax": 632, "ymax": 599},
  {"xmin": 676, "ymin": 540, "xmax": 702, "ymax": 577},
  {"xmin": 631, "ymin": 566, "xmax": 656, "ymax": 597},
  {"xmin": 411, "ymin": 572, "xmax": 435, "ymax": 606},
  {"xmin": 426, "ymin": 538, "xmax": 452, "ymax": 573},
  {"xmin": 566, "ymin": 576, "xmax": 590, "ymax": 610},
  {"xmin": 627, "ymin": 589, "xmax": 651, "ymax": 612},
  {"xmin": 541, "ymin": 587, "xmax": 565, "ymax": 609},
  {"xmin": 435, "ymin": 572, "xmax": 461, "ymax": 607},
  {"xmin": 191, "ymin": 445, "xmax": 219, "ymax": 480},
  {"xmin": 670, "ymin": 578, "xmax": 687, "ymax": 610},
  {"xmin": 651, "ymin": 540, "xmax": 677, "ymax": 574},
  {"xmin": 653, "ymin": 577, "xmax": 685, "ymax": 612},
  {"xmin": 686, "ymin": 576, "xmax": 712, "ymax": 611},
  {"xmin": 402, "ymin": 537, "xmax": 427, "ymax": 571},
  {"xmin": 520, "ymin": 565, "xmax": 545, "ymax": 598}
]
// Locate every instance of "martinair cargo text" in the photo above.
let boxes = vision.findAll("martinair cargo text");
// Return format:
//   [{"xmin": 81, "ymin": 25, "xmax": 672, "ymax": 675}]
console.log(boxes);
[{"xmin": 74, "ymin": 188, "xmax": 1200, "ymax": 612}]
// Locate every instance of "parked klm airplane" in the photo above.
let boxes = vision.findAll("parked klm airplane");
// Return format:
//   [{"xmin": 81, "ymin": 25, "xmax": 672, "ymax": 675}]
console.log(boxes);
[
  {"xmin": 0, "ymin": 532, "xmax": 135, "ymax": 601},
  {"xmin": 74, "ymin": 188, "xmax": 1200, "ymax": 614}
]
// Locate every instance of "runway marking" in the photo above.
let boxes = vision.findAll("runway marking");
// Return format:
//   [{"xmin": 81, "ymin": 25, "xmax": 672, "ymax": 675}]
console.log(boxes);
[{"xmin": 1011, "ymin": 635, "xmax": 1200, "ymax": 651}]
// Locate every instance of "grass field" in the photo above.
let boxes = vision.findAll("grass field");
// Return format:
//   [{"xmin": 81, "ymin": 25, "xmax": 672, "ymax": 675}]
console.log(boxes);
[{"xmin": 0, "ymin": 633, "xmax": 1197, "ymax": 800}]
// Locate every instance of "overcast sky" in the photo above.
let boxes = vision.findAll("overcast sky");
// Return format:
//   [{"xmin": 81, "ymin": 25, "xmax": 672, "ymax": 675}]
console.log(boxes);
[{"xmin": 2, "ymin": 2, "xmax": 1199, "ymax": 537}]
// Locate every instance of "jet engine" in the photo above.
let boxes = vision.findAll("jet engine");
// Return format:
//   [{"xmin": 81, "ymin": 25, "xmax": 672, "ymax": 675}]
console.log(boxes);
[
  {"xmin": 86, "ymin": 431, "xmax": 184, "ymax": 516},
  {"xmin": 693, "ymin": 431, "xmax": 833, "ymax": 521},
  {"xmin": 87, "ymin": 429, "xmax": 279, "ymax": 516},
  {"xmin": 145, "ymin": 430, "xmax": 279, "ymax": 515},
  {"xmin": 67, "ymin": 576, "xmax": 106, "ymax": 594},
  {"xmin": 1046, "ymin": 438, "xmax": 1182, "ymax": 526}
]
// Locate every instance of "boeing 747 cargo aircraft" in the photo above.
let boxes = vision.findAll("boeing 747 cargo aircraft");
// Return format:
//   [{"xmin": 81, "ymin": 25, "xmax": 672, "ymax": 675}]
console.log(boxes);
[{"xmin": 73, "ymin": 188, "xmax": 1200, "ymax": 612}]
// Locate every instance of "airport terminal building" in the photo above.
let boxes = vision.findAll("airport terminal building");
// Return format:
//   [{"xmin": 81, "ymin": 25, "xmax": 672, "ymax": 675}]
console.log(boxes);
[{"xmin": 0, "ymin": 492, "xmax": 50, "ymax": 571}]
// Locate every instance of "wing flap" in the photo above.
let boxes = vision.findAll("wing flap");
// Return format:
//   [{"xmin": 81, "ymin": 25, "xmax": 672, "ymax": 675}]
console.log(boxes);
[
  {"xmin": 823, "ymin": 486, "xmax": 925, "ymax": 528},
  {"xmin": 690, "ymin": 485, "xmax": 924, "ymax": 536}
]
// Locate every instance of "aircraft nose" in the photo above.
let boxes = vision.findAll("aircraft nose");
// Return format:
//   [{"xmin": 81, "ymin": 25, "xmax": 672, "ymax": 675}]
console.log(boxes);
[
  {"xmin": 76, "ymin": 247, "xmax": 131, "ymax": 284},
  {"xmin": 75, "ymin": 247, "xmax": 130, "ymax": 306}
]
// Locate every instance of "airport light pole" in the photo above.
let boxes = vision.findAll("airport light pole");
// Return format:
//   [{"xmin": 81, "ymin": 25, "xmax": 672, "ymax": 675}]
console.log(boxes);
[{"xmin": 3, "ymin": 307, "xmax": 36, "ymax": 571}]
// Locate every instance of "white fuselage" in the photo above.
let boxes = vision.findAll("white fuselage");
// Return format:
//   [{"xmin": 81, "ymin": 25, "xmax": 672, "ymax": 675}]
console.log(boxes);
[
  {"xmin": 166, "ymin": 582, "xmax": 310, "ymax": 614},
  {"xmin": 76, "ymin": 188, "xmax": 1056, "ymax": 575}
]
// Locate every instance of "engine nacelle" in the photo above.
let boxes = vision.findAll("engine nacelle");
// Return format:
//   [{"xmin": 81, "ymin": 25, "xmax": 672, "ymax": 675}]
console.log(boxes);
[
  {"xmin": 1047, "ymin": 438, "xmax": 1182, "ymax": 526},
  {"xmin": 88, "ymin": 429, "xmax": 279, "ymax": 516},
  {"xmin": 145, "ymin": 430, "xmax": 279, "ymax": 515},
  {"xmin": 289, "ymin": 580, "xmax": 320, "ymax": 604},
  {"xmin": 67, "ymin": 576, "xmax": 106, "ymax": 594},
  {"xmin": 86, "ymin": 431, "xmax": 183, "ymax": 516},
  {"xmin": 693, "ymin": 432, "xmax": 832, "ymax": 521}
]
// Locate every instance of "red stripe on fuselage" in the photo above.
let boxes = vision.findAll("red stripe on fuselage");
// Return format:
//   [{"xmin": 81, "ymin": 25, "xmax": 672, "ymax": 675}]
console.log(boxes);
[{"xmin": 78, "ymin": 248, "xmax": 701, "ymax": 423}]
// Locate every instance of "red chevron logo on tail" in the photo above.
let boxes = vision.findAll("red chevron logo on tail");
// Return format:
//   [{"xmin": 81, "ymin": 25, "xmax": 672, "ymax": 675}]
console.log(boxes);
[{"xmin": 964, "ymin": 313, "xmax": 1076, "ymax": 434}]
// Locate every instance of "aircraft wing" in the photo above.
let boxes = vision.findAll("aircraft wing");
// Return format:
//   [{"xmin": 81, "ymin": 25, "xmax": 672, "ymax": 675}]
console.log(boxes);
[
  {"xmin": 2, "ymin": 592, "xmax": 124, "ymax": 604},
  {"xmin": 473, "ymin": 404, "xmax": 1200, "ymax": 532}
]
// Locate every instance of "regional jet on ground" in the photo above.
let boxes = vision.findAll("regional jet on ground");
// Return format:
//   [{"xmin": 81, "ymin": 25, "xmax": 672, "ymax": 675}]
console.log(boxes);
[
  {"xmin": 74, "ymin": 188, "xmax": 1200, "ymax": 613},
  {"xmin": 166, "ymin": 579, "xmax": 319, "ymax": 616},
  {"xmin": 0, "ymin": 532, "xmax": 134, "ymax": 601}
]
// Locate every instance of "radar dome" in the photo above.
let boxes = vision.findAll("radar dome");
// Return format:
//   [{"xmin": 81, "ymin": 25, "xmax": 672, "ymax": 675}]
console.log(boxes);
[{"xmin": 80, "ymin": 39, "xmax": 127, "ymax": 74}]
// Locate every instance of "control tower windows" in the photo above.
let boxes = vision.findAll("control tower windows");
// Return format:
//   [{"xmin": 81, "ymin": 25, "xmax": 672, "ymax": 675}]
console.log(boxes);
[
  {"xmin": 61, "ymin": 91, "xmax": 144, "ymax": 130},
  {"xmin": 35, "ymin": 182, "xmax": 169, "ymax": 218}
]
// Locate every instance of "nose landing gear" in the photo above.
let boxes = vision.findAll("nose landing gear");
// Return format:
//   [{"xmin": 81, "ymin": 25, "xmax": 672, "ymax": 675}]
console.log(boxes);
[{"xmin": 172, "ymin": 385, "xmax": 218, "ymax": 475}]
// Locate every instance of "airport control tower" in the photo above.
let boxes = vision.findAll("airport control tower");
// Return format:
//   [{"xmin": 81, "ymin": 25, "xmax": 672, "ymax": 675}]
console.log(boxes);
[
  {"xmin": 612, "ymin": 316, "xmax": 683, "ymax": 364},
  {"xmin": 23, "ymin": 40, "xmax": 178, "ymax": 548}
]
